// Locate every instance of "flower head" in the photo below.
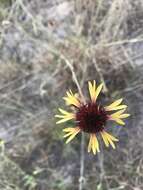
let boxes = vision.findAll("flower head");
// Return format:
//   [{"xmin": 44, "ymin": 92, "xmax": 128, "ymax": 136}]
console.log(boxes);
[{"xmin": 55, "ymin": 81, "xmax": 130, "ymax": 155}]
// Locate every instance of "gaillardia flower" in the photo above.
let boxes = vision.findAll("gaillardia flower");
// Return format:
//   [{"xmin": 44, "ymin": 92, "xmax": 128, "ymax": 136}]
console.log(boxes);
[{"xmin": 55, "ymin": 81, "xmax": 130, "ymax": 155}]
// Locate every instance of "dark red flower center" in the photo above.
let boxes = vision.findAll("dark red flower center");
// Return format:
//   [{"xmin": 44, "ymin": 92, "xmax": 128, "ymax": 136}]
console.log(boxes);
[{"xmin": 76, "ymin": 103, "xmax": 108, "ymax": 133}]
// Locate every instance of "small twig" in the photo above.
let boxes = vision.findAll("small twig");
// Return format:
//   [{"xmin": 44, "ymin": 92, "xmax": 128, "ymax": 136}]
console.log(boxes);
[
  {"xmin": 61, "ymin": 55, "xmax": 85, "ymax": 103},
  {"xmin": 98, "ymin": 37, "xmax": 143, "ymax": 47},
  {"xmin": 92, "ymin": 58, "xmax": 108, "ymax": 93}
]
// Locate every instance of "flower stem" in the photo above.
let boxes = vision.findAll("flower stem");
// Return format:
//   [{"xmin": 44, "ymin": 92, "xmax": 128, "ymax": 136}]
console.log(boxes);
[
  {"xmin": 63, "ymin": 56, "xmax": 85, "ymax": 190},
  {"xmin": 79, "ymin": 132, "xmax": 85, "ymax": 190}
]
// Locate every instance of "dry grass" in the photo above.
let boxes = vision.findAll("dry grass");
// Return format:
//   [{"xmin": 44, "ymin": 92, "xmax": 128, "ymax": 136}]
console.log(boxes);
[{"xmin": 0, "ymin": 0, "xmax": 143, "ymax": 189}]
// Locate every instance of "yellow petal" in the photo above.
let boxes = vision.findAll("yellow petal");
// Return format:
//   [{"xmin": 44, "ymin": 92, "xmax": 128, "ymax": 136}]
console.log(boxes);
[
  {"xmin": 63, "ymin": 90, "xmax": 81, "ymax": 107},
  {"xmin": 101, "ymin": 131, "xmax": 118, "ymax": 149},
  {"xmin": 90, "ymin": 134, "xmax": 100, "ymax": 155},
  {"xmin": 107, "ymin": 138, "xmax": 116, "ymax": 149},
  {"xmin": 93, "ymin": 134, "xmax": 100, "ymax": 153},
  {"xmin": 63, "ymin": 132, "xmax": 73, "ymax": 138},
  {"xmin": 55, "ymin": 115, "xmax": 65, "ymax": 118},
  {"xmin": 56, "ymin": 117, "xmax": 74, "ymax": 124},
  {"xmin": 65, "ymin": 127, "xmax": 80, "ymax": 144},
  {"xmin": 88, "ymin": 80, "xmax": 96, "ymax": 102},
  {"xmin": 109, "ymin": 109, "xmax": 129, "ymax": 125},
  {"xmin": 104, "ymin": 132, "xmax": 118, "ymax": 149},
  {"xmin": 88, "ymin": 135, "xmax": 92, "ymax": 153},
  {"xmin": 119, "ymin": 114, "xmax": 130, "ymax": 119},
  {"xmin": 114, "ymin": 118, "xmax": 125, "ymax": 125},
  {"xmin": 105, "ymin": 133, "xmax": 119, "ymax": 142},
  {"xmin": 105, "ymin": 98, "xmax": 123, "ymax": 110},
  {"xmin": 109, "ymin": 116, "xmax": 125, "ymax": 125},
  {"xmin": 105, "ymin": 105, "xmax": 127, "ymax": 111},
  {"xmin": 110, "ymin": 109, "xmax": 126, "ymax": 118},
  {"xmin": 63, "ymin": 128, "xmax": 76, "ymax": 132},
  {"xmin": 101, "ymin": 131, "xmax": 109, "ymax": 147},
  {"xmin": 56, "ymin": 108, "xmax": 75, "ymax": 124},
  {"xmin": 58, "ymin": 108, "xmax": 70, "ymax": 115},
  {"xmin": 110, "ymin": 105, "xmax": 127, "ymax": 111},
  {"xmin": 95, "ymin": 83, "xmax": 103, "ymax": 101}
]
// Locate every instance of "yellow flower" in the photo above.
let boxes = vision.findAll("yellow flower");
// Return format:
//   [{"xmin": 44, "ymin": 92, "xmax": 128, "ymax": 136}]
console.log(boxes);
[{"xmin": 55, "ymin": 81, "xmax": 130, "ymax": 155}]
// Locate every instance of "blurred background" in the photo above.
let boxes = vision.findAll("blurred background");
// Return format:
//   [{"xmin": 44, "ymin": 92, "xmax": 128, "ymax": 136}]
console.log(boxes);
[{"xmin": 0, "ymin": 0, "xmax": 143, "ymax": 189}]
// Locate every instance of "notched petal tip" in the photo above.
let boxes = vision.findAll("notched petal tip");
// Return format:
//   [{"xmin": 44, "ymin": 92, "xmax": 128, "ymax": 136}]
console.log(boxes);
[
  {"xmin": 88, "ymin": 80, "xmax": 103, "ymax": 103},
  {"xmin": 109, "ymin": 108, "xmax": 130, "ymax": 126},
  {"xmin": 101, "ymin": 131, "xmax": 118, "ymax": 149},
  {"xmin": 95, "ymin": 83, "xmax": 103, "ymax": 100},
  {"xmin": 88, "ymin": 134, "xmax": 100, "ymax": 155},
  {"xmin": 58, "ymin": 108, "xmax": 66, "ymax": 114},
  {"xmin": 63, "ymin": 90, "xmax": 81, "ymax": 107},
  {"xmin": 119, "ymin": 113, "xmax": 130, "ymax": 118},
  {"xmin": 56, "ymin": 120, "xmax": 65, "ymax": 124},
  {"xmin": 105, "ymin": 98, "xmax": 128, "ymax": 111},
  {"xmin": 88, "ymin": 81, "xmax": 96, "ymax": 102},
  {"xmin": 63, "ymin": 127, "xmax": 80, "ymax": 144},
  {"xmin": 116, "ymin": 119, "xmax": 125, "ymax": 125}
]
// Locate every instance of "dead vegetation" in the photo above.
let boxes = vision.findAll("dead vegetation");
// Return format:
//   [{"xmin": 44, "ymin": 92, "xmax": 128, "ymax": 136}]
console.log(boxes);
[{"xmin": 0, "ymin": 0, "xmax": 143, "ymax": 190}]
